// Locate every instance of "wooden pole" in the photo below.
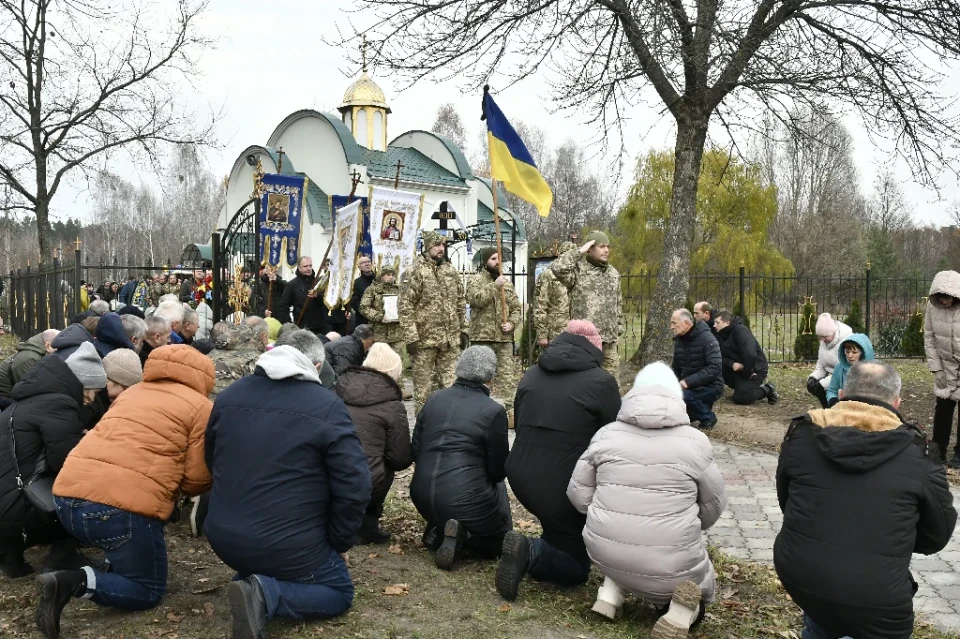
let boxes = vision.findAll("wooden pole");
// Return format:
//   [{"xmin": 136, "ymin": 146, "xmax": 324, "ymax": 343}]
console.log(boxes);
[{"xmin": 490, "ymin": 178, "xmax": 509, "ymax": 325}]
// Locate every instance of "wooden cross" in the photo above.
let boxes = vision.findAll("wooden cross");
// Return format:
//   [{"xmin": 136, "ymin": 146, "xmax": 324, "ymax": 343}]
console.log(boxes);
[
  {"xmin": 277, "ymin": 147, "xmax": 286, "ymax": 173},
  {"xmin": 393, "ymin": 160, "xmax": 404, "ymax": 189},
  {"xmin": 350, "ymin": 169, "xmax": 363, "ymax": 194}
]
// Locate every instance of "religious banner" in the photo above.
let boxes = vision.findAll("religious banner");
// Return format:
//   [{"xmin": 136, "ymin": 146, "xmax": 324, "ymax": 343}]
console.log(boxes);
[
  {"xmin": 331, "ymin": 195, "xmax": 372, "ymax": 258},
  {"xmin": 324, "ymin": 199, "xmax": 363, "ymax": 310},
  {"xmin": 368, "ymin": 186, "xmax": 425, "ymax": 281},
  {"xmin": 259, "ymin": 174, "xmax": 308, "ymax": 267}
]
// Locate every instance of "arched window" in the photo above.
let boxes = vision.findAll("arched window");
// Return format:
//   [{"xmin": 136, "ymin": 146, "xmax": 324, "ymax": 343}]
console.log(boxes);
[
  {"xmin": 356, "ymin": 109, "xmax": 368, "ymax": 148},
  {"xmin": 373, "ymin": 110, "xmax": 384, "ymax": 151}
]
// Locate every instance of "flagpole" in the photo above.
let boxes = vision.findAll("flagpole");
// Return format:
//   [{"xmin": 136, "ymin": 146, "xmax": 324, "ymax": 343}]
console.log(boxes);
[{"xmin": 490, "ymin": 177, "xmax": 509, "ymax": 325}]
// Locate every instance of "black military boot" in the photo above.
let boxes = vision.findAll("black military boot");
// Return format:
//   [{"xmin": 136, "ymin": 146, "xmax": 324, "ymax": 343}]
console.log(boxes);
[
  {"xmin": 227, "ymin": 576, "xmax": 268, "ymax": 639},
  {"xmin": 434, "ymin": 519, "xmax": 466, "ymax": 571},
  {"xmin": 35, "ymin": 570, "xmax": 87, "ymax": 639}
]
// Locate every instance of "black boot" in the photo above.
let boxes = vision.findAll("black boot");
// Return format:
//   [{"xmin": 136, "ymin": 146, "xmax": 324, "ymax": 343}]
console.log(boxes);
[
  {"xmin": 763, "ymin": 382, "xmax": 779, "ymax": 405},
  {"xmin": 435, "ymin": 519, "xmax": 466, "ymax": 571},
  {"xmin": 1, "ymin": 543, "xmax": 35, "ymax": 579},
  {"xmin": 35, "ymin": 570, "xmax": 86, "ymax": 639},
  {"xmin": 421, "ymin": 524, "xmax": 441, "ymax": 551},
  {"xmin": 495, "ymin": 531, "xmax": 530, "ymax": 601},
  {"xmin": 358, "ymin": 527, "xmax": 392, "ymax": 545},
  {"xmin": 43, "ymin": 540, "xmax": 90, "ymax": 572},
  {"xmin": 227, "ymin": 576, "xmax": 268, "ymax": 639}
]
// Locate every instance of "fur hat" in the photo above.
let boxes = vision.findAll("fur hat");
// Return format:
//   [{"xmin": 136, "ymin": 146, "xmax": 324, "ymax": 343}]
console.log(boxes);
[
  {"xmin": 565, "ymin": 319, "xmax": 602, "ymax": 350},
  {"xmin": 65, "ymin": 341, "xmax": 107, "ymax": 390},
  {"xmin": 584, "ymin": 230, "xmax": 610, "ymax": 246},
  {"xmin": 363, "ymin": 343, "xmax": 403, "ymax": 382},
  {"xmin": 455, "ymin": 345, "xmax": 497, "ymax": 383},
  {"xmin": 633, "ymin": 362, "xmax": 683, "ymax": 400},
  {"xmin": 815, "ymin": 313, "xmax": 837, "ymax": 337},
  {"xmin": 102, "ymin": 349, "xmax": 143, "ymax": 388}
]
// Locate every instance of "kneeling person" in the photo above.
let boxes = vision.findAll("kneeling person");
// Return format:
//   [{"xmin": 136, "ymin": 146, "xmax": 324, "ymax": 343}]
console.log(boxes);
[
  {"xmin": 713, "ymin": 311, "xmax": 778, "ymax": 406},
  {"xmin": 205, "ymin": 329, "xmax": 371, "ymax": 636}
]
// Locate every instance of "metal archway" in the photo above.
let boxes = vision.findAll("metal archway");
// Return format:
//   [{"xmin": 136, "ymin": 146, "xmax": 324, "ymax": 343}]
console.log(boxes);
[{"xmin": 212, "ymin": 197, "xmax": 261, "ymax": 322}]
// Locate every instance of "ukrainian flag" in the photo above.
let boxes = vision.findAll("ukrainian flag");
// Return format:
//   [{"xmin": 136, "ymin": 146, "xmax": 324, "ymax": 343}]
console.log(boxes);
[{"xmin": 482, "ymin": 88, "xmax": 553, "ymax": 217}]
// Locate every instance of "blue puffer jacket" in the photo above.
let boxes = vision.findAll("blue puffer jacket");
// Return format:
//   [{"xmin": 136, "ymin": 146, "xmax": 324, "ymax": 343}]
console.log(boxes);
[{"xmin": 826, "ymin": 333, "xmax": 875, "ymax": 403}]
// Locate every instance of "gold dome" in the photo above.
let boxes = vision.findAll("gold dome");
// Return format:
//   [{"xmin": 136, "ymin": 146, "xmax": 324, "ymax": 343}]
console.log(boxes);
[{"xmin": 338, "ymin": 70, "xmax": 391, "ymax": 113}]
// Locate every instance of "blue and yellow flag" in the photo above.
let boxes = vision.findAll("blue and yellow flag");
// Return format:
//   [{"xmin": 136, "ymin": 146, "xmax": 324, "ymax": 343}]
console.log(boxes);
[{"xmin": 482, "ymin": 88, "xmax": 553, "ymax": 217}]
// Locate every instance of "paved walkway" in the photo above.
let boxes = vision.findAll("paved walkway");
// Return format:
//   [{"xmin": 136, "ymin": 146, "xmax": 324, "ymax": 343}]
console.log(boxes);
[{"xmin": 705, "ymin": 443, "xmax": 960, "ymax": 633}]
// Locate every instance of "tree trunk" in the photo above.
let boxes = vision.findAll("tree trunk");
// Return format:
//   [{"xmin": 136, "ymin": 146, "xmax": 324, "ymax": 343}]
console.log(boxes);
[
  {"xmin": 35, "ymin": 198, "xmax": 52, "ymax": 267},
  {"xmin": 632, "ymin": 116, "xmax": 709, "ymax": 365}
]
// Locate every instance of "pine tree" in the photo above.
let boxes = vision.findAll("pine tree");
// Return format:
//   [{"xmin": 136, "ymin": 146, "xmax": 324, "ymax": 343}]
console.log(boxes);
[
  {"xmin": 794, "ymin": 299, "xmax": 820, "ymax": 360},
  {"xmin": 901, "ymin": 310, "xmax": 925, "ymax": 357},
  {"xmin": 846, "ymin": 299, "xmax": 865, "ymax": 334}
]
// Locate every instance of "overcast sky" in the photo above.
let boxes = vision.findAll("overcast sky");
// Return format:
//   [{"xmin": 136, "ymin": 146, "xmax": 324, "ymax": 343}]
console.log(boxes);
[{"xmin": 49, "ymin": 0, "xmax": 959, "ymax": 227}]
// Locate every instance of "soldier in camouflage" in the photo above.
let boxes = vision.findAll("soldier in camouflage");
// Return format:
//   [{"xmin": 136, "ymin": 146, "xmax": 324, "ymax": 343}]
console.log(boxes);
[
  {"xmin": 534, "ymin": 241, "xmax": 576, "ymax": 347},
  {"xmin": 359, "ymin": 265, "xmax": 404, "ymax": 354},
  {"xmin": 467, "ymin": 248, "xmax": 522, "ymax": 412},
  {"xmin": 147, "ymin": 274, "xmax": 168, "ymax": 308},
  {"xmin": 398, "ymin": 230, "xmax": 466, "ymax": 413},
  {"xmin": 551, "ymin": 231, "xmax": 624, "ymax": 385},
  {"xmin": 208, "ymin": 323, "xmax": 266, "ymax": 400}
]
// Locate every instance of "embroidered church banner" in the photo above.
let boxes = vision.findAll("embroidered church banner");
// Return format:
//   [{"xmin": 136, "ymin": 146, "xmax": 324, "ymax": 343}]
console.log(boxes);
[
  {"xmin": 259, "ymin": 174, "xmax": 307, "ymax": 267},
  {"xmin": 324, "ymin": 199, "xmax": 363, "ymax": 310},
  {"xmin": 331, "ymin": 195, "xmax": 372, "ymax": 259},
  {"xmin": 368, "ymin": 186, "xmax": 424, "ymax": 281}
]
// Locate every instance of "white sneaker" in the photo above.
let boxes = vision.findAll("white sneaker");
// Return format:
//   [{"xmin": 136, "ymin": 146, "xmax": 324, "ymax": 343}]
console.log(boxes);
[
  {"xmin": 591, "ymin": 576, "xmax": 624, "ymax": 620},
  {"xmin": 651, "ymin": 580, "xmax": 701, "ymax": 639}
]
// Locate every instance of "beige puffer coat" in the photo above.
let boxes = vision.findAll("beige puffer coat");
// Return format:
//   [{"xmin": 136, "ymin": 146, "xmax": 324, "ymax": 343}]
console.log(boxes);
[
  {"xmin": 567, "ymin": 384, "xmax": 727, "ymax": 605},
  {"xmin": 925, "ymin": 270, "xmax": 960, "ymax": 401}
]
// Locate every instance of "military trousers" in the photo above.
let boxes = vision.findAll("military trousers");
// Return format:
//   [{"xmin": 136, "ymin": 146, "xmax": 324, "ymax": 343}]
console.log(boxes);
[
  {"xmin": 602, "ymin": 342, "xmax": 620, "ymax": 389},
  {"xmin": 411, "ymin": 344, "xmax": 459, "ymax": 414},
  {"xmin": 472, "ymin": 341, "xmax": 520, "ymax": 410}
]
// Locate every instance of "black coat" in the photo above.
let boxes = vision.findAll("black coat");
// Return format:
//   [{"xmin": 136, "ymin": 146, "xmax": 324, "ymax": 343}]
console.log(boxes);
[
  {"xmin": 351, "ymin": 273, "xmax": 376, "ymax": 327},
  {"xmin": 506, "ymin": 333, "xmax": 621, "ymax": 558},
  {"xmin": 715, "ymin": 317, "xmax": 768, "ymax": 378},
  {"xmin": 254, "ymin": 274, "xmax": 289, "ymax": 323},
  {"xmin": 672, "ymin": 320, "xmax": 723, "ymax": 392},
  {"xmin": 0, "ymin": 356, "xmax": 85, "ymax": 544},
  {"xmin": 775, "ymin": 399, "xmax": 957, "ymax": 639},
  {"xmin": 205, "ymin": 368, "xmax": 371, "ymax": 580},
  {"xmin": 410, "ymin": 379, "xmax": 511, "ymax": 537},
  {"xmin": 325, "ymin": 334, "xmax": 366, "ymax": 375},
  {"xmin": 280, "ymin": 270, "xmax": 328, "ymax": 332}
]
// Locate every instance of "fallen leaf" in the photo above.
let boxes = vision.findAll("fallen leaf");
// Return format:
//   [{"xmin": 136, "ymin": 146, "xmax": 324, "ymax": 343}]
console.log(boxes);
[
  {"xmin": 165, "ymin": 612, "xmax": 183, "ymax": 623},
  {"xmin": 367, "ymin": 553, "xmax": 379, "ymax": 559},
  {"xmin": 498, "ymin": 604, "xmax": 512, "ymax": 613},
  {"xmin": 383, "ymin": 583, "xmax": 409, "ymax": 596},
  {"xmin": 388, "ymin": 544, "xmax": 404, "ymax": 555}
]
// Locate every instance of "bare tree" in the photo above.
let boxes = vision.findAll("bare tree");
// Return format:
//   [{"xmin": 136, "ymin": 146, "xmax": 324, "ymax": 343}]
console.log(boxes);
[
  {"xmin": 431, "ymin": 103, "xmax": 469, "ymax": 152},
  {"xmin": 347, "ymin": 0, "xmax": 960, "ymax": 362},
  {"xmin": 869, "ymin": 169, "xmax": 911, "ymax": 234},
  {"xmin": 0, "ymin": 0, "xmax": 217, "ymax": 264}
]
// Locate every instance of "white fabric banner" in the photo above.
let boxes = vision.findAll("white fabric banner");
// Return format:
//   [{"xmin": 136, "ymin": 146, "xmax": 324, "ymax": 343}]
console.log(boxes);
[
  {"xmin": 324, "ymin": 199, "xmax": 363, "ymax": 310},
  {"xmin": 368, "ymin": 186, "xmax": 424, "ymax": 282}
]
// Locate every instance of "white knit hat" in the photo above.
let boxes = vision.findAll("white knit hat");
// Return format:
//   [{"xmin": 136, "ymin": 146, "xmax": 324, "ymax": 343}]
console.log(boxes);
[
  {"xmin": 633, "ymin": 361, "xmax": 683, "ymax": 400},
  {"xmin": 363, "ymin": 343, "xmax": 403, "ymax": 382}
]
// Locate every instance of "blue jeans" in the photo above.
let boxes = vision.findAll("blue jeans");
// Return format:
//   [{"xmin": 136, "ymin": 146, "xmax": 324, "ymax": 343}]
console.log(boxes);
[
  {"xmin": 802, "ymin": 614, "xmax": 853, "ymax": 639},
  {"xmin": 683, "ymin": 386, "xmax": 722, "ymax": 423},
  {"xmin": 54, "ymin": 497, "xmax": 167, "ymax": 610},
  {"xmin": 527, "ymin": 537, "xmax": 591, "ymax": 587},
  {"xmin": 240, "ymin": 550, "xmax": 353, "ymax": 620}
]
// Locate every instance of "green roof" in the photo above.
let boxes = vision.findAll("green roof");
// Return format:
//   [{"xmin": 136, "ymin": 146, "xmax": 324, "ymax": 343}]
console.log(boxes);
[
  {"xmin": 365, "ymin": 147, "xmax": 467, "ymax": 189},
  {"xmin": 267, "ymin": 111, "xmax": 367, "ymax": 166},
  {"xmin": 476, "ymin": 201, "xmax": 527, "ymax": 241},
  {"xmin": 300, "ymin": 175, "xmax": 331, "ymax": 228},
  {"xmin": 390, "ymin": 130, "xmax": 475, "ymax": 180}
]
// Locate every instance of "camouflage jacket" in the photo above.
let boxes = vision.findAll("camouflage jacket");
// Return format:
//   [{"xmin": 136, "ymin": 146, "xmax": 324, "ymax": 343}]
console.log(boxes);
[
  {"xmin": 398, "ymin": 255, "xmax": 465, "ymax": 348},
  {"xmin": 466, "ymin": 270, "xmax": 521, "ymax": 343},
  {"xmin": 534, "ymin": 268, "xmax": 570, "ymax": 342},
  {"xmin": 208, "ymin": 324, "xmax": 266, "ymax": 399},
  {"xmin": 147, "ymin": 282, "xmax": 166, "ymax": 307},
  {"xmin": 551, "ymin": 248, "xmax": 623, "ymax": 343},
  {"xmin": 359, "ymin": 279, "xmax": 404, "ymax": 344}
]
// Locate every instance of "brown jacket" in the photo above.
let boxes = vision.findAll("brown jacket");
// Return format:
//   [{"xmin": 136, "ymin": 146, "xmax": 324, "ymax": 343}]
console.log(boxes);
[{"xmin": 53, "ymin": 345, "xmax": 216, "ymax": 520}]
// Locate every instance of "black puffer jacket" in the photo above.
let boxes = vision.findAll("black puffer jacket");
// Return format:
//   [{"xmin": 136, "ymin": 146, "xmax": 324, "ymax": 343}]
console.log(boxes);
[
  {"xmin": 254, "ymin": 274, "xmax": 289, "ymax": 323},
  {"xmin": 410, "ymin": 379, "xmax": 511, "ymax": 537},
  {"xmin": 715, "ymin": 317, "xmax": 768, "ymax": 378},
  {"xmin": 336, "ymin": 367, "xmax": 412, "ymax": 497},
  {"xmin": 775, "ymin": 399, "xmax": 957, "ymax": 639},
  {"xmin": 325, "ymin": 334, "xmax": 365, "ymax": 375},
  {"xmin": 51, "ymin": 323, "xmax": 94, "ymax": 361},
  {"xmin": 672, "ymin": 320, "xmax": 723, "ymax": 392},
  {"xmin": 506, "ymin": 333, "xmax": 621, "ymax": 559},
  {"xmin": 0, "ymin": 356, "xmax": 85, "ymax": 543},
  {"xmin": 279, "ymin": 270, "xmax": 328, "ymax": 332}
]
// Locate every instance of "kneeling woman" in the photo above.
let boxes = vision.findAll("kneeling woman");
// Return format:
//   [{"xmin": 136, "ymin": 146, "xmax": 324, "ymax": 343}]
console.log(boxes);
[{"xmin": 35, "ymin": 346, "xmax": 215, "ymax": 639}]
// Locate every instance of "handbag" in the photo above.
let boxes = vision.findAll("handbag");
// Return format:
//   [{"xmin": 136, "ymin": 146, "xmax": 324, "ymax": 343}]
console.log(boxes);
[{"xmin": 6, "ymin": 407, "xmax": 58, "ymax": 524}]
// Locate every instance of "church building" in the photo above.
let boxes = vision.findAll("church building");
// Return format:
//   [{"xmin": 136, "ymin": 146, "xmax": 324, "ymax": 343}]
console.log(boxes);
[{"xmin": 217, "ymin": 64, "xmax": 528, "ymax": 292}]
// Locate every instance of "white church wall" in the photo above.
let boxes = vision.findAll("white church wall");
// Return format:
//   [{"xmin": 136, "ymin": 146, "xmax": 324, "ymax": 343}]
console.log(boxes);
[
  {"xmin": 268, "ymin": 113, "xmax": 353, "ymax": 198},
  {"xmin": 391, "ymin": 131, "xmax": 465, "ymax": 178},
  {"xmin": 222, "ymin": 153, "xmax": 279, "ymax": 229}
]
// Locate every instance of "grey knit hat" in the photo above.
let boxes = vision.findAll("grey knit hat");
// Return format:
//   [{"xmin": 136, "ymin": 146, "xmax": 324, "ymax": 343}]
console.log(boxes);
[
  {"xmin": 65, "ymin": 341, "xmax": 108, "ymax": 390},
  {"xmin": 455, "ymin": 345, "xmax": 497, "ymax": 383}
]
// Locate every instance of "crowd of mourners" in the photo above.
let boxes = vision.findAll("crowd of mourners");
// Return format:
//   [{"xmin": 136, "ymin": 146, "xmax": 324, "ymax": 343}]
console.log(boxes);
[{"xmin": 0, "ymin": 256, "xmax": 958, "ymax": 639}]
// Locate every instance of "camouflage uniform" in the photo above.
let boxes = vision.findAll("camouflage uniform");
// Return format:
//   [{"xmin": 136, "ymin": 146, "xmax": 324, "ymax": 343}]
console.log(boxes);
[
  {"xmin": 359, "ymin": 276, "xmax": 404, "ymax": 353},
  {"xmin": 147, "ymin": 280, "xmax": 167, "ymax": 308},
  {"xmin": 398, "ymin": 231, "xmax": 466, "ymax": 413},
  {"xmin": 467, "ymin": 269, "xmax": 522, "ymax": 409},
  {"xmin": 208, "ymin": 324, "xmax": 266, "ymax": 400},
  {"xmin": 551, "ymin": 247, "xmax": 624, "ymax": 384},
  {"xmin": 534, "ymin": 268, "xmax": 571, "ymax": 343}
]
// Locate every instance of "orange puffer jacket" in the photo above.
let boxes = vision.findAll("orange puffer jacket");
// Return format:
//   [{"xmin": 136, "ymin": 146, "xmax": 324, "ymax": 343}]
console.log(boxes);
[{"xmin": 54, "ymin": 345, "xmax": 216, "ymax": 520}]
